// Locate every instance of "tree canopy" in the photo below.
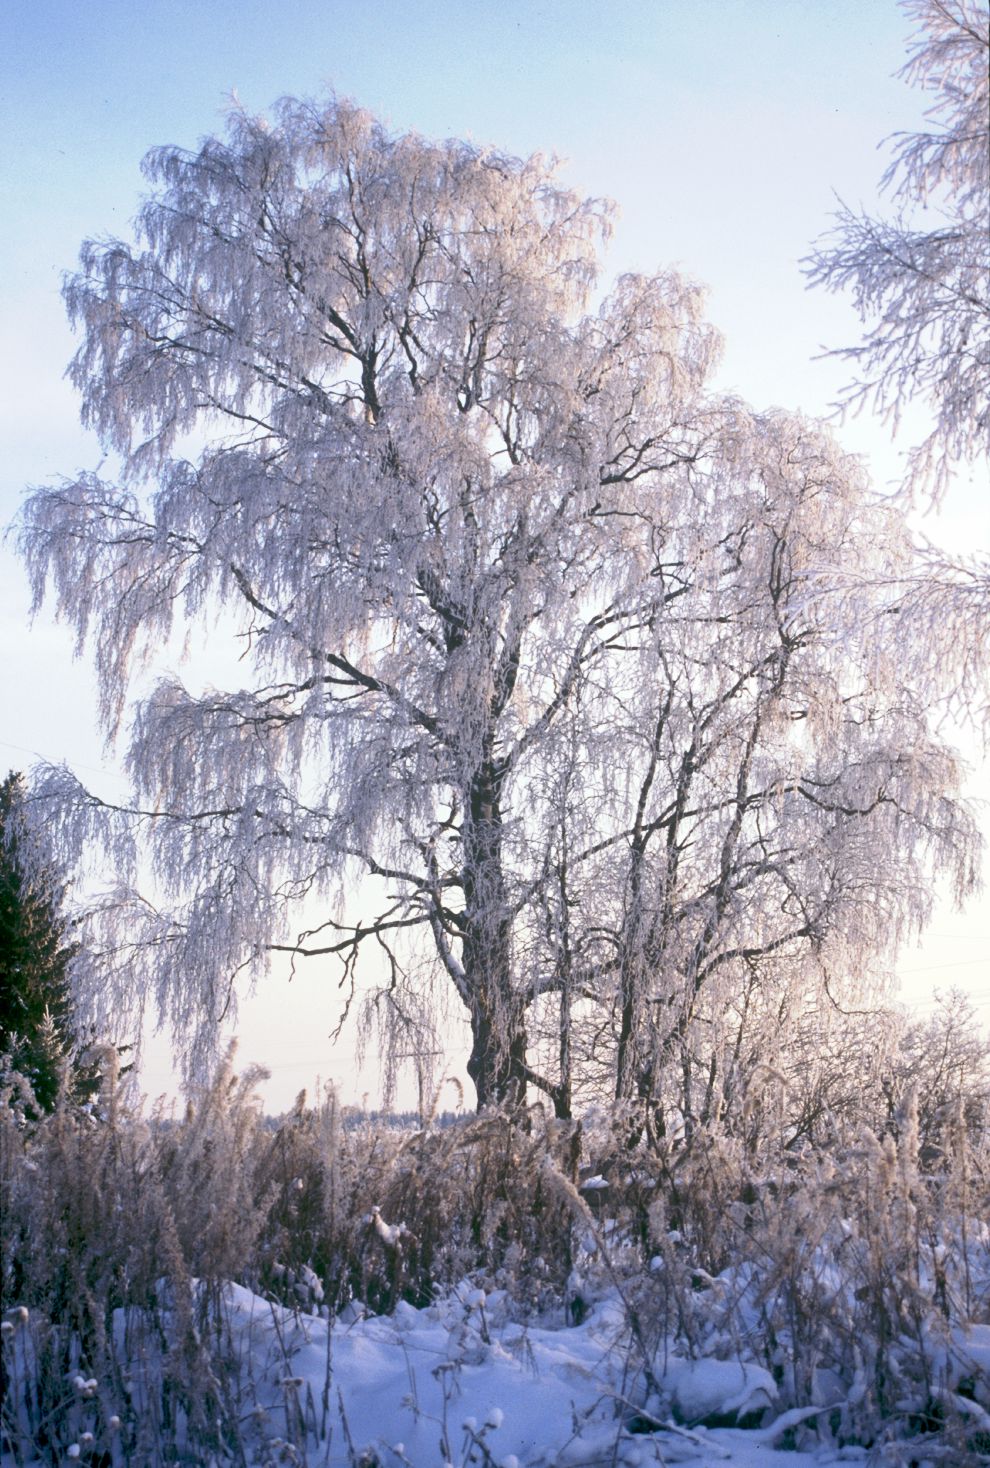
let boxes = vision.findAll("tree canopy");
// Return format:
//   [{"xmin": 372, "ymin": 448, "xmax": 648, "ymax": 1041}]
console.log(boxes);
[{"xmin": 19, "ymin": 97, "xmax": 980, "ymax": 1115}]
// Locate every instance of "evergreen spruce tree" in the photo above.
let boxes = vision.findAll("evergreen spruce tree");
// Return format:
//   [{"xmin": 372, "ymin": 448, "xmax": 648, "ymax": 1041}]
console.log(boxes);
[{"xmin": 0, "ymin": 771, "xmax": 82, "ymax": 1111}]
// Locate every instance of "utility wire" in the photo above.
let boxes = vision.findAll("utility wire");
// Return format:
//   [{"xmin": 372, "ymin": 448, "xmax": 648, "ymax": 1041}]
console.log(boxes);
[
  {"xmin": 898, "ymin": 957, "xmax": 988, "ymax": 975},
  {"xmin": 0, "ymin": 736, "xmax": 127, "ymax": 784}
]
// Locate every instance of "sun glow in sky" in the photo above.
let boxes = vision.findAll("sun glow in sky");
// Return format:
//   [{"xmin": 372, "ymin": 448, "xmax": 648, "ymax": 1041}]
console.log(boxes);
[{"xmin": 2, "ymin": 0, "xmax": 986, "ymax": 1110}]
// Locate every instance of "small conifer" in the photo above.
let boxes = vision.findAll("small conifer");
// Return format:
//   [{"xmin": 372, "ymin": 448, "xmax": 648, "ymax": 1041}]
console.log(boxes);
[{"xmin": 0, "ymin": 771, "xmax": 91, "ymax": 1111}]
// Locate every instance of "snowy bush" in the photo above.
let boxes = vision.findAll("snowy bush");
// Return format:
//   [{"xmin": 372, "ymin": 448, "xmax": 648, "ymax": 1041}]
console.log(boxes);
[{"xmin": 3, "ymin": 1044, "xmax": 989, "ymax": 1465}]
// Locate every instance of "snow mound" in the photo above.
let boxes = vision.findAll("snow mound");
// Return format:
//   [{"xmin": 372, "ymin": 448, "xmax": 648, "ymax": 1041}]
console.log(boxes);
[{"xmin": 663, "ymin": 1356, "xmax": 777, "ymax": 1426}]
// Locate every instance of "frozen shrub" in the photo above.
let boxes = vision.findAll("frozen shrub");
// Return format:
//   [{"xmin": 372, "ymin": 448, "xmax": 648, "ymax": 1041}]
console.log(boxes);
[{"xmin": 3, "ymin": 1044, "xmax": 988, "ymax": 1463}]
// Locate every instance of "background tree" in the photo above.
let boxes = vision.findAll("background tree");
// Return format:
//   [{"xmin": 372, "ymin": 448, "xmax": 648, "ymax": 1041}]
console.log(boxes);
[
  {"xmin": 18, "ymin": 99, "xmax": 979, "ymax": 1111},
  {"xmin": 805, "ymin": 0, "xmax": 989, "ymax": 505},
  {"xmin": 806, "ymin": 0, "xmax": 989, "ymax": 734},
  {"xmin": 0, "ymin": 771, "xmax": 83, "ymax": 1112}
]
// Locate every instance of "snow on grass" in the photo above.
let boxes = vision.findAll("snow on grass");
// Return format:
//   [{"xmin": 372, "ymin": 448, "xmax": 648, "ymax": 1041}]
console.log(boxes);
[
  {"xmin": 196, "ymin": 1282, "xmax": 851, "ymax": 1466},
  {"xmin": 5, "ymin": 1271, "xmax": 989, "ymax": 1464}
]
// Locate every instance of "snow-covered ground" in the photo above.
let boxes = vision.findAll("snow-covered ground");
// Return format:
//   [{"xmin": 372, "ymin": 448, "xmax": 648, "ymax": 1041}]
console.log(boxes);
[
  {"xmin": 5, "ymin": 1272, "xmax": 990, "ymax": 1464},
  {"xmin": 62, "ymin": 1280, "xmax": 980, "ymax": 1468},
  {"xmin": 182, "ymin": 1283, "xmax": 833, "ymax": 1465}
]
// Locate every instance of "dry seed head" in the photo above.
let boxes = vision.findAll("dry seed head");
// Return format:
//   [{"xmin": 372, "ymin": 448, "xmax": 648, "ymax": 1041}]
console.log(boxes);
[
  {"xmin": 880, "ymin": 1135, "xmax": 898, "ymax": 1189},
  {"xmin": 647, "ymin": 1197, "xmax": 667, "ymax": 1243},
  {"xmin": 540, "ymin": 1158, "xmax": 593, "ymax": 1224}
]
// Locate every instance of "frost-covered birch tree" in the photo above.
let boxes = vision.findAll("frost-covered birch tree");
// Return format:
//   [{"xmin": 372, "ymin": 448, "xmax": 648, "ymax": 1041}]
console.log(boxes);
[
  {"xmin": 18, "ymin": 98, "xmax": 979, "ymax": 1111},
  {"xmin": 806, "ymin": 0, "xmax": 989, "ymax": 734},
  {"xmin": 519, "ymin": 414, "xmax": 979, "ymax": 1126},
  {"xmin": 806, "ymin": 0, "xmax": 989, "ymax": 503}
]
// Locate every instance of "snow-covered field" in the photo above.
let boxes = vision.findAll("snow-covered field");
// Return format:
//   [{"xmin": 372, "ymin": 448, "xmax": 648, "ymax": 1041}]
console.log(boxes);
[
  {"xmin": 196, "ymin": 1283, "xmax": 990, "ymax": 1466},
  {"xmin": 209, "ymin": 1281, "xmax": 799, "ymax": 1466},
  {"xmin": 7, "ymin": 1277, "xmax": 989, "ymax": 1467}
]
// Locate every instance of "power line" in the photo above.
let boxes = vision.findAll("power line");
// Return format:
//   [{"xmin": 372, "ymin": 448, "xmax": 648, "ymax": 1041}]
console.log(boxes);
[
  {"xmin": 0, "ymin": 737, "xmax": 126, "ymax": 784},
  {"xmin": 897, "ymin": 957, "xmax": 988, "ymax": 975}
]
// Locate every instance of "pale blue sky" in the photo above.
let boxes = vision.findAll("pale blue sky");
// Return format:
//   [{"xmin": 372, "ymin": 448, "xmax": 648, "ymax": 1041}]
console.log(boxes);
[{"xmin": 2, "ymin": 0, "xmax": 986, "ymax": 1106}]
